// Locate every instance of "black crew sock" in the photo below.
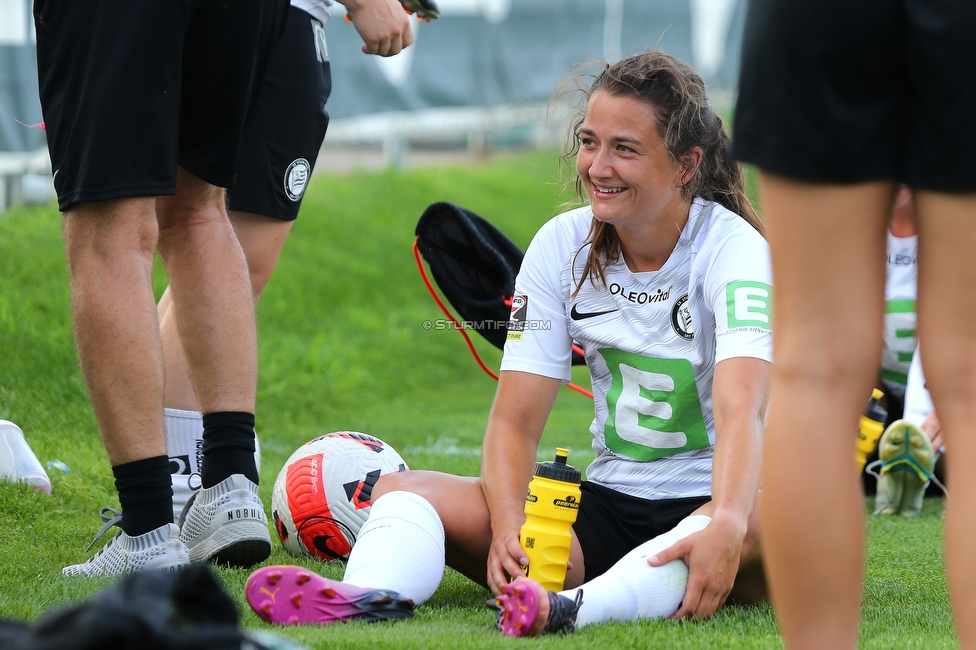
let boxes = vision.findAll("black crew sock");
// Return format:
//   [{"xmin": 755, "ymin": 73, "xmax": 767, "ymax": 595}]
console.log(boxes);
[
  {"xmin": 201, "ymin": 411, "xmax": 258, "ymax": 489},
  {"xmin": 113, "ymin": 455, "xmax": 175, "ymax": 536}
]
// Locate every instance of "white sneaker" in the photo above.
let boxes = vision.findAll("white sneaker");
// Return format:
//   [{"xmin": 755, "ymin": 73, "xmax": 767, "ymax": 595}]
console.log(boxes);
[
  {"xmin": 179, "ymin": 473, "xmax": 271, "ymax": 567},
  {"xmin": 63, "ymin": 508, "xmax": 189, "ymax": 577}
]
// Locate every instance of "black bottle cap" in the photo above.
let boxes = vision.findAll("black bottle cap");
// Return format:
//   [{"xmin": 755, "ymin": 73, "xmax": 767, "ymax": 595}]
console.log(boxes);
[
  {"xmin": 864, "ymin": 388, "xmax": 887, "ymax": 423},
  {"xmin": 533, "ymin": 448, "xmax": 581, "ymax": 484}
]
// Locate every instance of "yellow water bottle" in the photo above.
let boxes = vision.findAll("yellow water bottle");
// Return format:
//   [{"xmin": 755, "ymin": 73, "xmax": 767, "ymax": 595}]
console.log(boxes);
[
  {"xmin": 855, "ymin": 388, "xmax": 887, "ymax": 472},
  {"xmin": 519, "ymin": 447, "xmax": 581, "ymax": 591}
]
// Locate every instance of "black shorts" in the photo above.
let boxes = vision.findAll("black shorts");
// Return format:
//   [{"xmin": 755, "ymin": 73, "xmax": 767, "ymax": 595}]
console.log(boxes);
[
  {"xmin": 227, "ymin": 6, "xmax": 332, "ymax": 221},
  {"xmin": 35, "ymin": 0, "xmax": 289, "ymax": 211},
  {"xmin": 572, "ymin": 481, "xmax": 710, "ymax": 582},
  {"xmin": 732, "ymin": 0, "xmax": 976, "ymax": 191}
]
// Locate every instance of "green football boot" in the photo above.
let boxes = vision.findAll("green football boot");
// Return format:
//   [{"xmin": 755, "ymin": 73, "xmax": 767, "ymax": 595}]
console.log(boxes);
[{"xmin": 873, "ymin": 419, "xmax": 936, "ymax": 517}]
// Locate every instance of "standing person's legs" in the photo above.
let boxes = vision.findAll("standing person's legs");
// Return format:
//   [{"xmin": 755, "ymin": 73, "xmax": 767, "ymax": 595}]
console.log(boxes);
[
  {"xmin": 153, "ymin": 0, "xmax": 288, "ymax": 566},
  {"xmin": 160, "ymin": 212, "xmax": 291, "ymax": 516},
  {"xmin": 158, "ymin": 212, "xmax": 294, "ymax": 412},
  {"xmin": 63, "ymin": 198, "xmax": 164, "ymax": 465},
  {"xmin": 156, "ymin": 170, "xmax": 273, "ymax": 567},
  {"xmin": 156, "ymin": 172, "xmax": 257, "ymax": 418},
  {"xmin": 160, "ymin": 6, "xmax": 327, "ymax": 512},
  {"xmin": 38, "ymin": 0, "xmax": 198, "ymax": 577},
  {"xmin": 60, "ymin": 197, "xmax": 190, "ymax": 578},
  {"xmin": 758, "ymin": 174, "xmax": 893, "ymax": 650},
  {"xmin": 913, "ymin": 191, "xmax": 976, "ymax": 649}
]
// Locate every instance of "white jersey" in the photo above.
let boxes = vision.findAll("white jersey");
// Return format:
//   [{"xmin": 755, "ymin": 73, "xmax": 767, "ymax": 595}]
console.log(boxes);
[
  {"xmin": 502, "ymin": 199, "xmax": 773, "ymax": 500},
  {"xmin": 292, "ymin": 0, "xmax": 332, "ymax": 26},
  {"xmin": 881, "ymin": 232, "xmax": 918, "ymax": 400}
]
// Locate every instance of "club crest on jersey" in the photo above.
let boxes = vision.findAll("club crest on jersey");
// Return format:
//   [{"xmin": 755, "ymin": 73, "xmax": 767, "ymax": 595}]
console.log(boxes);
[
  {"xmin": 284, "ymin": 158, "xmax": 311, "ymax": 202},
  {"xmin": 507, "ymin": 294, "xmax": 528, "ymax": 341},
  {"xmin": 671, "ymin": 294, "xmax": 694, "ymax": 340}
]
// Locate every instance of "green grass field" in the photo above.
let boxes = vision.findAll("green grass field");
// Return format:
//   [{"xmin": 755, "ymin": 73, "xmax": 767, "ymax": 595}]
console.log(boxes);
[{"xmin": 0, "ymin": 150, "xmax": 953, "ymax": 648}]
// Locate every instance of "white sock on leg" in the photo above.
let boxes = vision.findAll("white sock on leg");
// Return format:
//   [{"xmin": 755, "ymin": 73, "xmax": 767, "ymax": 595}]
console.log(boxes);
[
  {"xmin": 560, "ymin": 514, "xmax": 711, "ymax": 628},
  {"xmin": 164, "ymin": 408, "xmax": 204, "ymax": 521},
  {"xmin": 342, "ymin": 490, "xmax": 446, "ymax": 604}
]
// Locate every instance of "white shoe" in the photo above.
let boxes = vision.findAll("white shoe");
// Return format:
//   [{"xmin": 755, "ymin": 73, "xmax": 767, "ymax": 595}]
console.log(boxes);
[
  {"xmin": 179, "ymin": 474, "xmax": 271, "ymax": 567},
  {"xmin": 63, "ymin": 508, "xmax": 189, "ymax": 577}
]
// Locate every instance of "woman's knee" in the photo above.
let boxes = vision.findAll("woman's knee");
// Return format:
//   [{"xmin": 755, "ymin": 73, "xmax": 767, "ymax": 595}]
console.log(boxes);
[{"xmin": 374, "ymin": 469, "xmax": 480, "ymax": 507}]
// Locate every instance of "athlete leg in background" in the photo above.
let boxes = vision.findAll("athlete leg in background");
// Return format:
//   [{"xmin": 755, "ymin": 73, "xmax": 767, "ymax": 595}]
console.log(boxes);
[
  {"xmin": 157, "ymin": 169, "xmax": 271, "ymax": 567},
  {"xmin": 156, "ymin": 171, "xmax": 258, "ymax": 419},
  {"xmin": 63, "ymin": 197, "xmax": 166, "ymax": 468},
  {"xmin": 159, "ymin": 211, "xmax": 294, "ymax": 411},
  {"xmin": 913, "ymin": 190, "xmax": 976, "ymax": 649},
  {"xmin": 758, "ymin": 174, "xmax": 892, "ymax": 650}
]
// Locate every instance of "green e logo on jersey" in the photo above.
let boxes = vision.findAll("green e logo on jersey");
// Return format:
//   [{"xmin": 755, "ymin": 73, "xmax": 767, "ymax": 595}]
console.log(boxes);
[
  {"xmin": 598, "ymin": 349, "xmax": 709, "ymax": 461},
  {"xmin": 726, "ymin": 281, "xmax": 772, "ymax": 329}
]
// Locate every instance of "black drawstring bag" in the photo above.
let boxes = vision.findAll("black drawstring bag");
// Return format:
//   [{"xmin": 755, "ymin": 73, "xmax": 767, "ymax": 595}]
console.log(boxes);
[
  {"xmin": 0, "ymin": 565, "xmax": 295, "ymax": 650},
  {"xmin": 415, "ymin": 202, "xmax": 524, "ymax": 350},
  {"xmin": 414, "ymin": 202, "xmax": 586, "ymax": 370}
]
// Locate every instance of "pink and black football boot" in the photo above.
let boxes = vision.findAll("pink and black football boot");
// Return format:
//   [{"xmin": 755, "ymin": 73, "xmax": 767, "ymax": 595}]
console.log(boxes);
[
  {"xmin": 489, "ymin": 576, "xmax": 583, "ymax": 636},
  {"xmin": 246, "ymin": 565, "xmax": 414, "ymax": 626}
]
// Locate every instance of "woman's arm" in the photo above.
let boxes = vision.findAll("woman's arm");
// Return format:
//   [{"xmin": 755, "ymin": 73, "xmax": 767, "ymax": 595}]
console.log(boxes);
[
  {"xmin": 649, "ymin": 355, "xmax": 770, "ymax": 618},
  {"xmin": 481, "ymin": 370, "xmax": 563, "ymax": 596}
]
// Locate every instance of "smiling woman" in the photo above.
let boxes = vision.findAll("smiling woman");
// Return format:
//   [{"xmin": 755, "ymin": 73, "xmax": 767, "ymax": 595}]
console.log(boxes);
[{"xmin": 241, "ymin": 49, "xmax": 774, "ymax": 639}]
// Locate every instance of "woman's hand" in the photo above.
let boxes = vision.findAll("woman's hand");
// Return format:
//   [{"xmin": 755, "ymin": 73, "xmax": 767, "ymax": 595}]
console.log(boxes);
[
  {"xmin": 487, "ymin": 525, "xmax": 529, "ymax": 596},
  {"xmin": 647, "ymin": 514, "xmax": 746, "ymax": 619}
]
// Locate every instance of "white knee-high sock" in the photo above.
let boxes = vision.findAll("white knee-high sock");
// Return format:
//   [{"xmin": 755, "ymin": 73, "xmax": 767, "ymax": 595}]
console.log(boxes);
[
  {"xmin": 341, "ymin": 490, "xmax": 446, "ymax": 605},
  {"xmin": 164, "ymin": 408, "xmax": 204, "ymax": 475},
  {"xmin": 560, "ymin": 514, "xmax": 711, "ymax": 628},
  {"xmin": 165, "ymin": 408, "xmax": 203, "ymax": 521}
]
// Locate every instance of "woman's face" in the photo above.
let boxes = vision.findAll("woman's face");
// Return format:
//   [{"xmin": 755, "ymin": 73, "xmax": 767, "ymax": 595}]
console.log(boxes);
[{"xmin": 576, "ymin": 90, "xmax": 691, "ymax": 230}]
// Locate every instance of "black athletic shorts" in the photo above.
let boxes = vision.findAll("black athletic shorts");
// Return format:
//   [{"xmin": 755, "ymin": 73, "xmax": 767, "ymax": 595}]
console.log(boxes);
[
  {"xmin": 227, "ymin": 5, "xmax": 332, "ymax": 221},
  {"xmin": 572, "ymin": 481, "xmax": 710, "ymax": 582},
  {"xmin": 35, "ymin": 0, "xmax": 289, "ymax": 211},
  {"xmin": 732, "ymin": 0, "xmax": 976, "ymax": 191}
]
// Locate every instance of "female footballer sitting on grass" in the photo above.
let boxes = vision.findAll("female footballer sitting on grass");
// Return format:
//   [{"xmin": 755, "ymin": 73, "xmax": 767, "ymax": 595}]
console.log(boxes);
[{"xmin": 245, "ymin": 50, "xmax": 773, "ymax": 635}]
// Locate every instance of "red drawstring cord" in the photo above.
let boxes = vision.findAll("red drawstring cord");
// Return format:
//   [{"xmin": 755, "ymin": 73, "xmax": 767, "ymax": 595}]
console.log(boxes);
[
  {"xmin": 413, "ymin": 240, "xmax": 594, "ymax": 399},
  {"xmin": 414, "ymin": 240, "xmax": 499, "ymax": 380}
]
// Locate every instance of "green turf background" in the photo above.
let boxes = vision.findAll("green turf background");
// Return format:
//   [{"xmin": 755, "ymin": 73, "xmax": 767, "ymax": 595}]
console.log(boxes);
[{"xmin": 0, "ymin": 150, "xmax": 952, "ymax": 648}]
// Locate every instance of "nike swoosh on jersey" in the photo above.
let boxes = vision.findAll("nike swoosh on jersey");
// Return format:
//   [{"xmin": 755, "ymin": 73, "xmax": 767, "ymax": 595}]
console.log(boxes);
[{"xmin": 570, "ymin": 305, "xmax": 618, "ymax": 321}]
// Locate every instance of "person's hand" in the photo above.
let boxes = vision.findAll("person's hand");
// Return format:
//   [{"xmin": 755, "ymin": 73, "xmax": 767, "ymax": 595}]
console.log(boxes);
[
  {"xmin": 341, "ymin": 0, "xmax": 414, "ymax": 56},
  {"xmin": 921, "ymin": 411, "xmax": 944, "ymax": 453},
  {"xmin": 646, "ymin": 517, "xmax": 745, "ymax": 619},
  {"xmin": 487, "ymin": 526, "xmax": 528, "ymax": 596}
]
